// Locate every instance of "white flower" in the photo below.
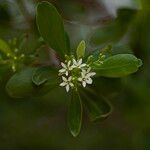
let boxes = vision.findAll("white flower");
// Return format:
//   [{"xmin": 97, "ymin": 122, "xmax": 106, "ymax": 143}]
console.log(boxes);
[
  {"xmin": 72, "ymin": 58, "xmax": 86, "ymax": 69},
  {"xmin": 60, "ymin": 76, "xmax": 74, "ymax": 92},
  {"xmin": 59, "ymin": 60, "xmax": 73, "ymax": 76},
  {"xmin": 78, "ymin": 67, "xmax": 96, "ymax": 87},
  {"xmin": 59, "ymin": 58, "xmax": 96, "ymax": 92}
]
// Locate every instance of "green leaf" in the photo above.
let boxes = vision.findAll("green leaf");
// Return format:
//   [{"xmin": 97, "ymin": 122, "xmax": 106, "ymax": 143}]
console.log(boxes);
[
  {"xmin": 32, "ymin": 67, "xmax": 58, "ymax": 86},
  {"xmin": 36, "ymin": 1, "xmax": 69, "ymax": 58},
  {"xmin": 6, "ymin": 67, "xmax": 36, "ymax": 98},
  {"xmin": 68, "ymin": 91, "xmax": 82, "ymax": 137},
  {"xmin": 93, "ymin": 54, "xmax": 142, "ymax": 78},
  {"xmin": 76, "ymin": 40, "xmax": 86, "ymax": 59},
  {"xmin": 0, "ymin": 39, "xmax": 12, "ymax": 56},
  {"xmin": 81, "ymin": 89, "xmax": 112, "ymax": 121},
  {"xmin": 6, "ymin": 67, "xmax": 57, "ymax": 98}
]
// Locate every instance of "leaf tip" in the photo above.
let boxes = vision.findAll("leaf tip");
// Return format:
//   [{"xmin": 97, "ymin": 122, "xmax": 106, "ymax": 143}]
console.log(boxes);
[
  {"xmin": 137, "ymin": 59, "xmax": 143, "ymax": 68},
  {"xmin": 70, "ymin": 130, "xmax": 80, "ymax": 137}
]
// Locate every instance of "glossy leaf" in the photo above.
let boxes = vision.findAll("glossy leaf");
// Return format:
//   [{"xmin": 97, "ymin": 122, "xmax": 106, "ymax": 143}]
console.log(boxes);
[
  {"xmin": 32, "ymin": 66, "xmax": 57, "ymax": 86},
  {"xmin": 36, "ymin": 2, "xmax": 69, "ymax": 58},
  {"xmin": 93, "ymin": 54, "xmax": 142, "ymax": 78},
  {"xmin": 92, "ymin": 44, "xmax": 133, "ymax": 60},
  {"xmin": 81, "ymin": 89, "xmax": 112, "ymax": 121},
  {"xmin": 76, "ymin": 40, "xmax": 86, "ymax": 59},
  {"xmin": 68, "ymin": 91, "xmax": 82, "ymax": 137}
]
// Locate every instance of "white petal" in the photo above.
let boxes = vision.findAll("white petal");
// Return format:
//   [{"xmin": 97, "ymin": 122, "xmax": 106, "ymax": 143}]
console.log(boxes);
[
  {"xmin": 86, "ymin": 78, "xmax": 92, "ymax": 84},
  {"xmin": 62, "ymin": 76, "xmax": 67, "ymax": 82},
  {"xmin": 59, "ymin": 68, "xmax": 66, "ymax": 73},
  {"xmin": 67, "ymin": 60, "xmax": 71, "ymax": 66},
  {"xmin": 87, "ymin": 72, "xmax": 96, "ymax": 77},
  {"xmin": 90, "ymin": 72, "xmax": 96, "ymax": 76},
  {"xmin": 78, "ymin": 78, "xmax": 82, "ymax": 81},
  {"xmin": 69, "ymin": 83, "xmax": 74, "ymax": 87},
  {"xmin": 80, "ymin": 63, "xmax": 86, "ymax": 68},
  {"xmin": 61, "ymin": 62, "xmax": 67, "ymax": 68},
  {"xmin": 78, "ymin": 59, "xmax": 82, "ymax": 65},
  {"xmin": 73, "ymin": 59, "xmax": 77, "ymax": 65},
  {"xmin": 82, "ymin": 81, "xmax": 86, "ymax": 87},
  {"xmin": 60, "ymin": 82, "xmax": 67, "ymax": 87},
  {"xmin": 68, "ymin": 76, "xmax": 72, "ymax": 81},
  {"xmin": 87, "ymin": 67, "xmax": 91, "ymax": 73},
  {"xmin": 65, "ymin": 71, "xmax": 69, "ymax": 76},
  {"xmin": 69, "ymin": 66, "xmax": 73, "ymax": 70},
  {"xmin": 66, "ymin": 85, "xmax": 70, "ymax": 92},
  {"xmin": 71, "ymin": 65, "xmax": 76, "ymax": 69},
  {"xmin": 81, "ymin": 70, "xmax": 86, "ymax": 76}
]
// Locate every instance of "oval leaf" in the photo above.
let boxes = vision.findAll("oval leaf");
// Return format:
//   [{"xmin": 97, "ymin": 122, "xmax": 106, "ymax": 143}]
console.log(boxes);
[
  {"xmin": 93, "ymin": 54, "xmax": 142, "ymax": 78},
  {"xmin": 68, "ymin": 91, "xmax": 82, "ymax": 137},
  {"xmin": 36, "ymin": 2, "xmax": 69, "ymax": 58},
  {"xmin": 6, "ymin": 67, "xmax": 57, "ymax": 98},
  {"xmin": 81, "ymin": 88, "xmax": 112, "ymax": 122},
  {"xmin": 76, "ymin": 40, "xmax": 86, "ymax": 59},
  {"xmin": 6, "ymin": 67, "xmax": 36, "ymax": 98}
]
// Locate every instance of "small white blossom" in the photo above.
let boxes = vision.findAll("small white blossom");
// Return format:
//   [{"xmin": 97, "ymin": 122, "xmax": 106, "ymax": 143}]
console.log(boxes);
[
  {"xmin": 59, "ymin": 57, "xmax": 96, "ymax": 92},
  {"xmin": 72, "ymin": 58, "xmax": 86, "ymax": 69},
  {"xmin": 59, "ymin": 60, "xmax": 73, "ymax": 76},
  {"xmin": 78, "ymin": 67, "xmax": 96, "ymax": 87},
  {"xmin": 60, "ymin": 76, "xmax": 74, "ymax": 92}
]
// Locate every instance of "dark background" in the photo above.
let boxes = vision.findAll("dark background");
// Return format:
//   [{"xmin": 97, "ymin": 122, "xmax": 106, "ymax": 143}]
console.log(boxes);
[{"xmin": 0, "ymin": 0, "xmax": 150, "ymax": 149}]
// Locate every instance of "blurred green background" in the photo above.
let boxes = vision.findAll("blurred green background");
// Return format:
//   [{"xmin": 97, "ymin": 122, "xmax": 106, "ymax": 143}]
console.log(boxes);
[{"xmin": 0, "ymin": 0, "xmax": 150, "ymax": 149}]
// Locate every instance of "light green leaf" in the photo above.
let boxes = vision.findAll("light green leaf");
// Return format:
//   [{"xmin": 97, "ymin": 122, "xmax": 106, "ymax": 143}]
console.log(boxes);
[
  {"xmin": 81, "ymin": 89, "xmax": 112, "ymax": 121},
  {"xmin": 68, "ymin": 91, "xmax": 82, "ymax": 137},
  {"xmin": 93, "ymin": 54, "xmax": 142, "ymax": 78},
  {"xmin": 76, "ymin": 40, "xmax": 86, "ymax": 59},
  {"xmin": 36, "ymin": 1, "xmax": 69, "ymax": 58},
  {"xmin": 0, "ymin": 39, "xmax": 12, "ymax": 56}
]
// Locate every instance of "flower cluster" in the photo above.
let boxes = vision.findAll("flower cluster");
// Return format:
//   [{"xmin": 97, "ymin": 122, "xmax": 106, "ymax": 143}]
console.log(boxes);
[{"xmin": 59, "ymin": 58, "xmax": 96, "ymax": 92}]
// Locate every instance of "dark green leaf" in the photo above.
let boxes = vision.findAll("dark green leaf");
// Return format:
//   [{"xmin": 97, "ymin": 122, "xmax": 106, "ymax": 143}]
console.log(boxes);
[
  {"xmin": 32, "ymin": 66, "xmax": 57, "ymax": 86},
  {"xmin": 93, "ymin": 54, "xmax": 142, "ymax": 78},
  {"xmin": 68, "ymin": 91, "xmax": 82, "ymax": 137},
  {"xmin": 36, "ymin": 2, "xmax": 69, "ymax": 58},
  {"xmin": 6, "ymin": 67, "xmax": 57, "ymax": 98},
  {"xmin": 81, "ymin": 88, "xmax": 112, "ymax": 121},
  {"xmin": 6, "ymin": 67, "xmax": 36, "ymax": 98},
  {"xmin": 92, "ymin": 44, "xmax": 133, "ymax": 61}
]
